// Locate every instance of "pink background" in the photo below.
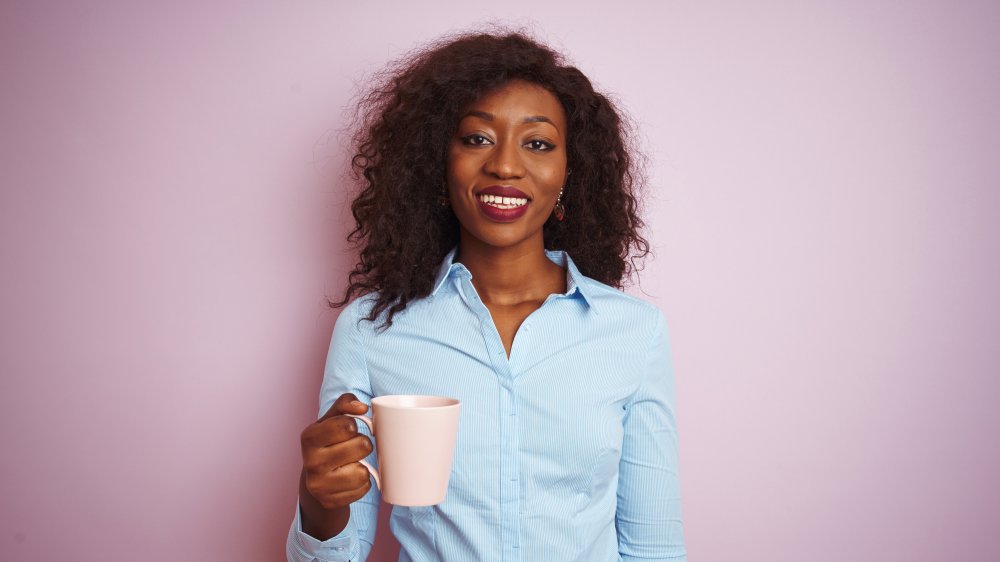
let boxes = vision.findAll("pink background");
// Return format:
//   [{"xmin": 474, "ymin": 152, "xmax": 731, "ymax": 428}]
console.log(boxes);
[{"xmin": 2, "ymin": 1, "xmax": 998, "ymax": 561}]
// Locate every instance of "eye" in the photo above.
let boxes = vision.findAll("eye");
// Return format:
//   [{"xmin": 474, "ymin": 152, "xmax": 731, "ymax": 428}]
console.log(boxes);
[
  {"xmin": 461, "ymin": 134, "xmax": 493, "ymax": 146},
  {"xmin": 525, "ymin": 139, "xmax": 556, "ymax": 152}
]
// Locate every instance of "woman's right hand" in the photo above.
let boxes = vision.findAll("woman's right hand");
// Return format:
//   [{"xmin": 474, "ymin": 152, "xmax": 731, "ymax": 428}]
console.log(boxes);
[{"xmin": 300, "ymin": 392, "xmax": 374, "ymax": 512}]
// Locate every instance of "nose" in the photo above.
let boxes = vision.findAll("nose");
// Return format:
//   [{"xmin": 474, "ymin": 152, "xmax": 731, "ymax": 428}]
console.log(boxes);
[{"xmin": 482, "ymin": 139, "xmax": 525, "ymax": 179}]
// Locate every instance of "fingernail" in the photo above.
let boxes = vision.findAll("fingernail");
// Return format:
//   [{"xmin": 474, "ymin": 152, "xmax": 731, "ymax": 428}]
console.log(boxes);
[{"xmin": 351, "ymin": 400, "xmax": 364, "ymax": 408}]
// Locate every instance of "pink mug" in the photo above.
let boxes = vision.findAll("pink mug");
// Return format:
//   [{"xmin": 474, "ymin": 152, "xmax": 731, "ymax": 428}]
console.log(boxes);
[{"xmin": 346, "ymin": 395, "xmax": 461, "ymax": 506}]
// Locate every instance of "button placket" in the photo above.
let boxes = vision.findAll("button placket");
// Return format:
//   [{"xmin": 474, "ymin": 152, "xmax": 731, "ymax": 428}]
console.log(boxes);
[{"xmin": 498, "ymin": 375, "xmax": 522, "ymax": 559}]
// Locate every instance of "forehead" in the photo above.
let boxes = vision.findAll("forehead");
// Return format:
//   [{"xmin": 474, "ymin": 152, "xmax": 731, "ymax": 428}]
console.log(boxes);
[{"xmin": 464, "ymin": 80, "xmax": 566, "ymax": 127}]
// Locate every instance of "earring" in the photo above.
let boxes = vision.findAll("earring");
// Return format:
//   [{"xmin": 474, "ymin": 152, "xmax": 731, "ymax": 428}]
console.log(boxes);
[
  {"xmin": 438, "ymin": 184, "xmax": 450, "ymax": 208},
  {"xmin": 553, "ymin": 188, "xmax": 566, "ymax": 222},
  {"xmin": 552, "ymin": 168, "xmax": 571, "ymax": 222}
]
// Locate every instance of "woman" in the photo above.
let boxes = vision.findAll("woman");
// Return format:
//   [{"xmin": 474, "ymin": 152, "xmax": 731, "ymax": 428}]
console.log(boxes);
[{"xmin": 289, "ymin": 31, "xmax": 685, "ymax": 562}]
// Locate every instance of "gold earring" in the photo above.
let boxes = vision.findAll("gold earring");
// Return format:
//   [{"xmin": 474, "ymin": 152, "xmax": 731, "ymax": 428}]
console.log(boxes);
[{"xmin": 553, "ymin": 188, "xmax": 566, "ymax": 222}]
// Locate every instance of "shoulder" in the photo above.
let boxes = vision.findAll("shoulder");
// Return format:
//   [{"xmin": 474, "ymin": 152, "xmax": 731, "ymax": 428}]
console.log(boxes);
[
  {"xmin": 342, "ymin": 293, "xmax": 378, "ymax": 318},
  {"xmin": 333, "ymin": 293, "xmax": 380, "ymax": 336},
  {"xmin": 337, "ymin": 291, "xmax": 437, "ymax": 335},
  {"xmin": 577, "ymin": 275, "xmax": 666, "ymax": 338},
  {"xmin": 558, "ymin": 250, "xmax": 665, "ymax": 337}
]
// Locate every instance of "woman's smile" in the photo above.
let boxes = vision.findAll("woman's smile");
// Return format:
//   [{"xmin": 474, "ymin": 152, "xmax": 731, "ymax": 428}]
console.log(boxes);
[{"xmin": 475, "ymin": 184, "xmax": 532, "ymax": 221}]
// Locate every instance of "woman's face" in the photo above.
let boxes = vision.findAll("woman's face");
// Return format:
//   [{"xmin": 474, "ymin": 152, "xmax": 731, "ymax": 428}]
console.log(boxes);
[{"xmin": 447, "ymin": 79, "xmax": 568, "ymax": 253}]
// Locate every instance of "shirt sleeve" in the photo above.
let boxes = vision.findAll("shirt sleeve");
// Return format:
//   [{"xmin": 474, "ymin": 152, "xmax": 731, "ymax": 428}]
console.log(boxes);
[
  {"xmin": 287, "ymin": 299, "xmax": 382, "ymax": 562},
  {"xmin": 616, "ymin": 310, "xmax": 687, "ymax": 561}
]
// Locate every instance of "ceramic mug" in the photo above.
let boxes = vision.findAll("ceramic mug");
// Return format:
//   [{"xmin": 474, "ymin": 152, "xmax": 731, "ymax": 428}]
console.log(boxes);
[{"xmin": 346, "ymin": 395, "xmax": 461, "ymax": 506}]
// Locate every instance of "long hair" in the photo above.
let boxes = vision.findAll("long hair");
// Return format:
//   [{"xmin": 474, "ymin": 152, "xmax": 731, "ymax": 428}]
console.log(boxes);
[{"xmin": 331, "ymin": 30, "xmax": 649, "ymax": 328}]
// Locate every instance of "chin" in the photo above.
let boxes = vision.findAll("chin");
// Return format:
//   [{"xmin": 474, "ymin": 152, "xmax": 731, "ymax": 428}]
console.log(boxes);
[{"xmin": 470, "ymin": 226, "xmax": 543, "ymax": 250}]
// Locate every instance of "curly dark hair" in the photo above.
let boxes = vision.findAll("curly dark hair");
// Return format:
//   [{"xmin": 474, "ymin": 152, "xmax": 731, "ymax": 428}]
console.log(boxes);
[{"xmin": 331, "ymin": 29, "xmax": 649, "ymax": 327}]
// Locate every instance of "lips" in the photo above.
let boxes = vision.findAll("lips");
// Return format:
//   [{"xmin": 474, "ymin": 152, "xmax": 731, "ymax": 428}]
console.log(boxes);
[
  {"xmin": 477, "ymin": 185, "xmax": 531, "ymax": 200},
  {"xmin": 474, "ymin": 185, "xmax": 531, "ymax": 222}
]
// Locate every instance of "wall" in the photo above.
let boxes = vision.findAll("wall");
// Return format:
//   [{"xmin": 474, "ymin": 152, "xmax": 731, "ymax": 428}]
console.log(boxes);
[{"xmin": 1, "ymin": 1, "xmax": 998, "ymax": 560}]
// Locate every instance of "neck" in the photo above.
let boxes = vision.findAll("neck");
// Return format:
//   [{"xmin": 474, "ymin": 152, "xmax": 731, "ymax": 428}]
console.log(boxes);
[{"xmin": 455, "ymin": 231, "xmax": 565, "ymax": 306}]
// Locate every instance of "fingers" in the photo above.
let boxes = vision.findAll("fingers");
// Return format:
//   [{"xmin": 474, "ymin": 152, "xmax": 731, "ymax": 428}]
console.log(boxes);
[
  {"xmin": 303, "ymin": 462, "xmax": 374, "ymax": 510},
  {"xmin": 302, "ymin": 434, "xmax": 374, "ymax": 474},
  {"xmin": 309, "ymin": 457, "xmax": 372, "ymax": 490},
  {"xmin": 318, "ymin": 392, "xmax": 369, "ymax": 422},
  {"xmin": 302, "ymin": 415, "xmax": 360, "ymax": 448},
  {"xmin": 302, "ymin": 392, "xmax": 372, "ymax": 448},
  {"xmin": 320, "ymin": 478, "xmax": 373, "ymax": 509},
  {"xmin": 299, "ymin": 392, "xmax": 377, "ymax": 510},
  {"xmin": 301, "ymin": 436, "xmax": 376, "ymax": 509}
]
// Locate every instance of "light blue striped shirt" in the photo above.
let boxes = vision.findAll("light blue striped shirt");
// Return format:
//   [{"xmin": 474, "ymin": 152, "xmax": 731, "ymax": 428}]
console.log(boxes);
[{"xmin": 288, "ymin": 249, "xmax": 685, "ymax": 561}]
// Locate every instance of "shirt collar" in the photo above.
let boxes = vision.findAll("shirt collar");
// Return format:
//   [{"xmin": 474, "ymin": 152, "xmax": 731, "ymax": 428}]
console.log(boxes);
[
  {"xmin": 430, "ymin": 247, "xmax": 465, "ymax": 296},
  {"xmin": 430, "ymin": 247, "xmax": 597, "ymax": 312}
]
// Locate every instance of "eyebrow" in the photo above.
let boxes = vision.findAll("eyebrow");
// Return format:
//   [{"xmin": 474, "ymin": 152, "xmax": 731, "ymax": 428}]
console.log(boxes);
[{"xmin": 464, "ymin": 110, "xmax": 559, "ymax": 129}]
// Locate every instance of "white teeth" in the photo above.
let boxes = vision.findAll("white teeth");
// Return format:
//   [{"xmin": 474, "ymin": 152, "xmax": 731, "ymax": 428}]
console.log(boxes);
[{"xmin": 478, "ymin": 194, "xmax": 529, "ymax": 208}]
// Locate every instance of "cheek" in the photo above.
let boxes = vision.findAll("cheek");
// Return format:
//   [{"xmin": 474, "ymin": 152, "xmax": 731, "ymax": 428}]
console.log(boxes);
[
  {"xmin": 447, "ymin": 147, "xmax": 476, "ymax": 184},
  {"xmin": 541, "ymin": 168, "xmax": 563, "ymax": 186},
  {"xmin": 535, "ymin": 158, "xmax": 567, "ymax": 191}
]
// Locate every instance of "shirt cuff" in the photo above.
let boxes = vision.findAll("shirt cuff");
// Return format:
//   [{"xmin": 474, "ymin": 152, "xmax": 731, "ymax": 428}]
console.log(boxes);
[{"xmin": 287, "ymin": 500, "xmax": 358, "ymax": 562}]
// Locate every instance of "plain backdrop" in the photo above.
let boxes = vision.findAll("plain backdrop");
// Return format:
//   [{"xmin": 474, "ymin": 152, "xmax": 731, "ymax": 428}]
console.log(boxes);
[{"xmin": 2, "ymin": 1, "xmax": 998, "ymax": 561}]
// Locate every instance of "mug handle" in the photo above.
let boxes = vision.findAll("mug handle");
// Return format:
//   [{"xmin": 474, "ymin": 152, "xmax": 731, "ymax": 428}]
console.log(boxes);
[{"xmin": 344, "ymin": 414, "xmax": 381, "ymax": 491}]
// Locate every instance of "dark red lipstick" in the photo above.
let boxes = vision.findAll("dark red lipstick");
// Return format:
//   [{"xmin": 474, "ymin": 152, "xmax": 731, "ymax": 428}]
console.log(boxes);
[
  {"xmin": 475, "ymin": 185, "xmax": 531, "ymax": 222},
  {"xmin": 477, "ymin": 185, "xmax": 530, "ymax": 199}
]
